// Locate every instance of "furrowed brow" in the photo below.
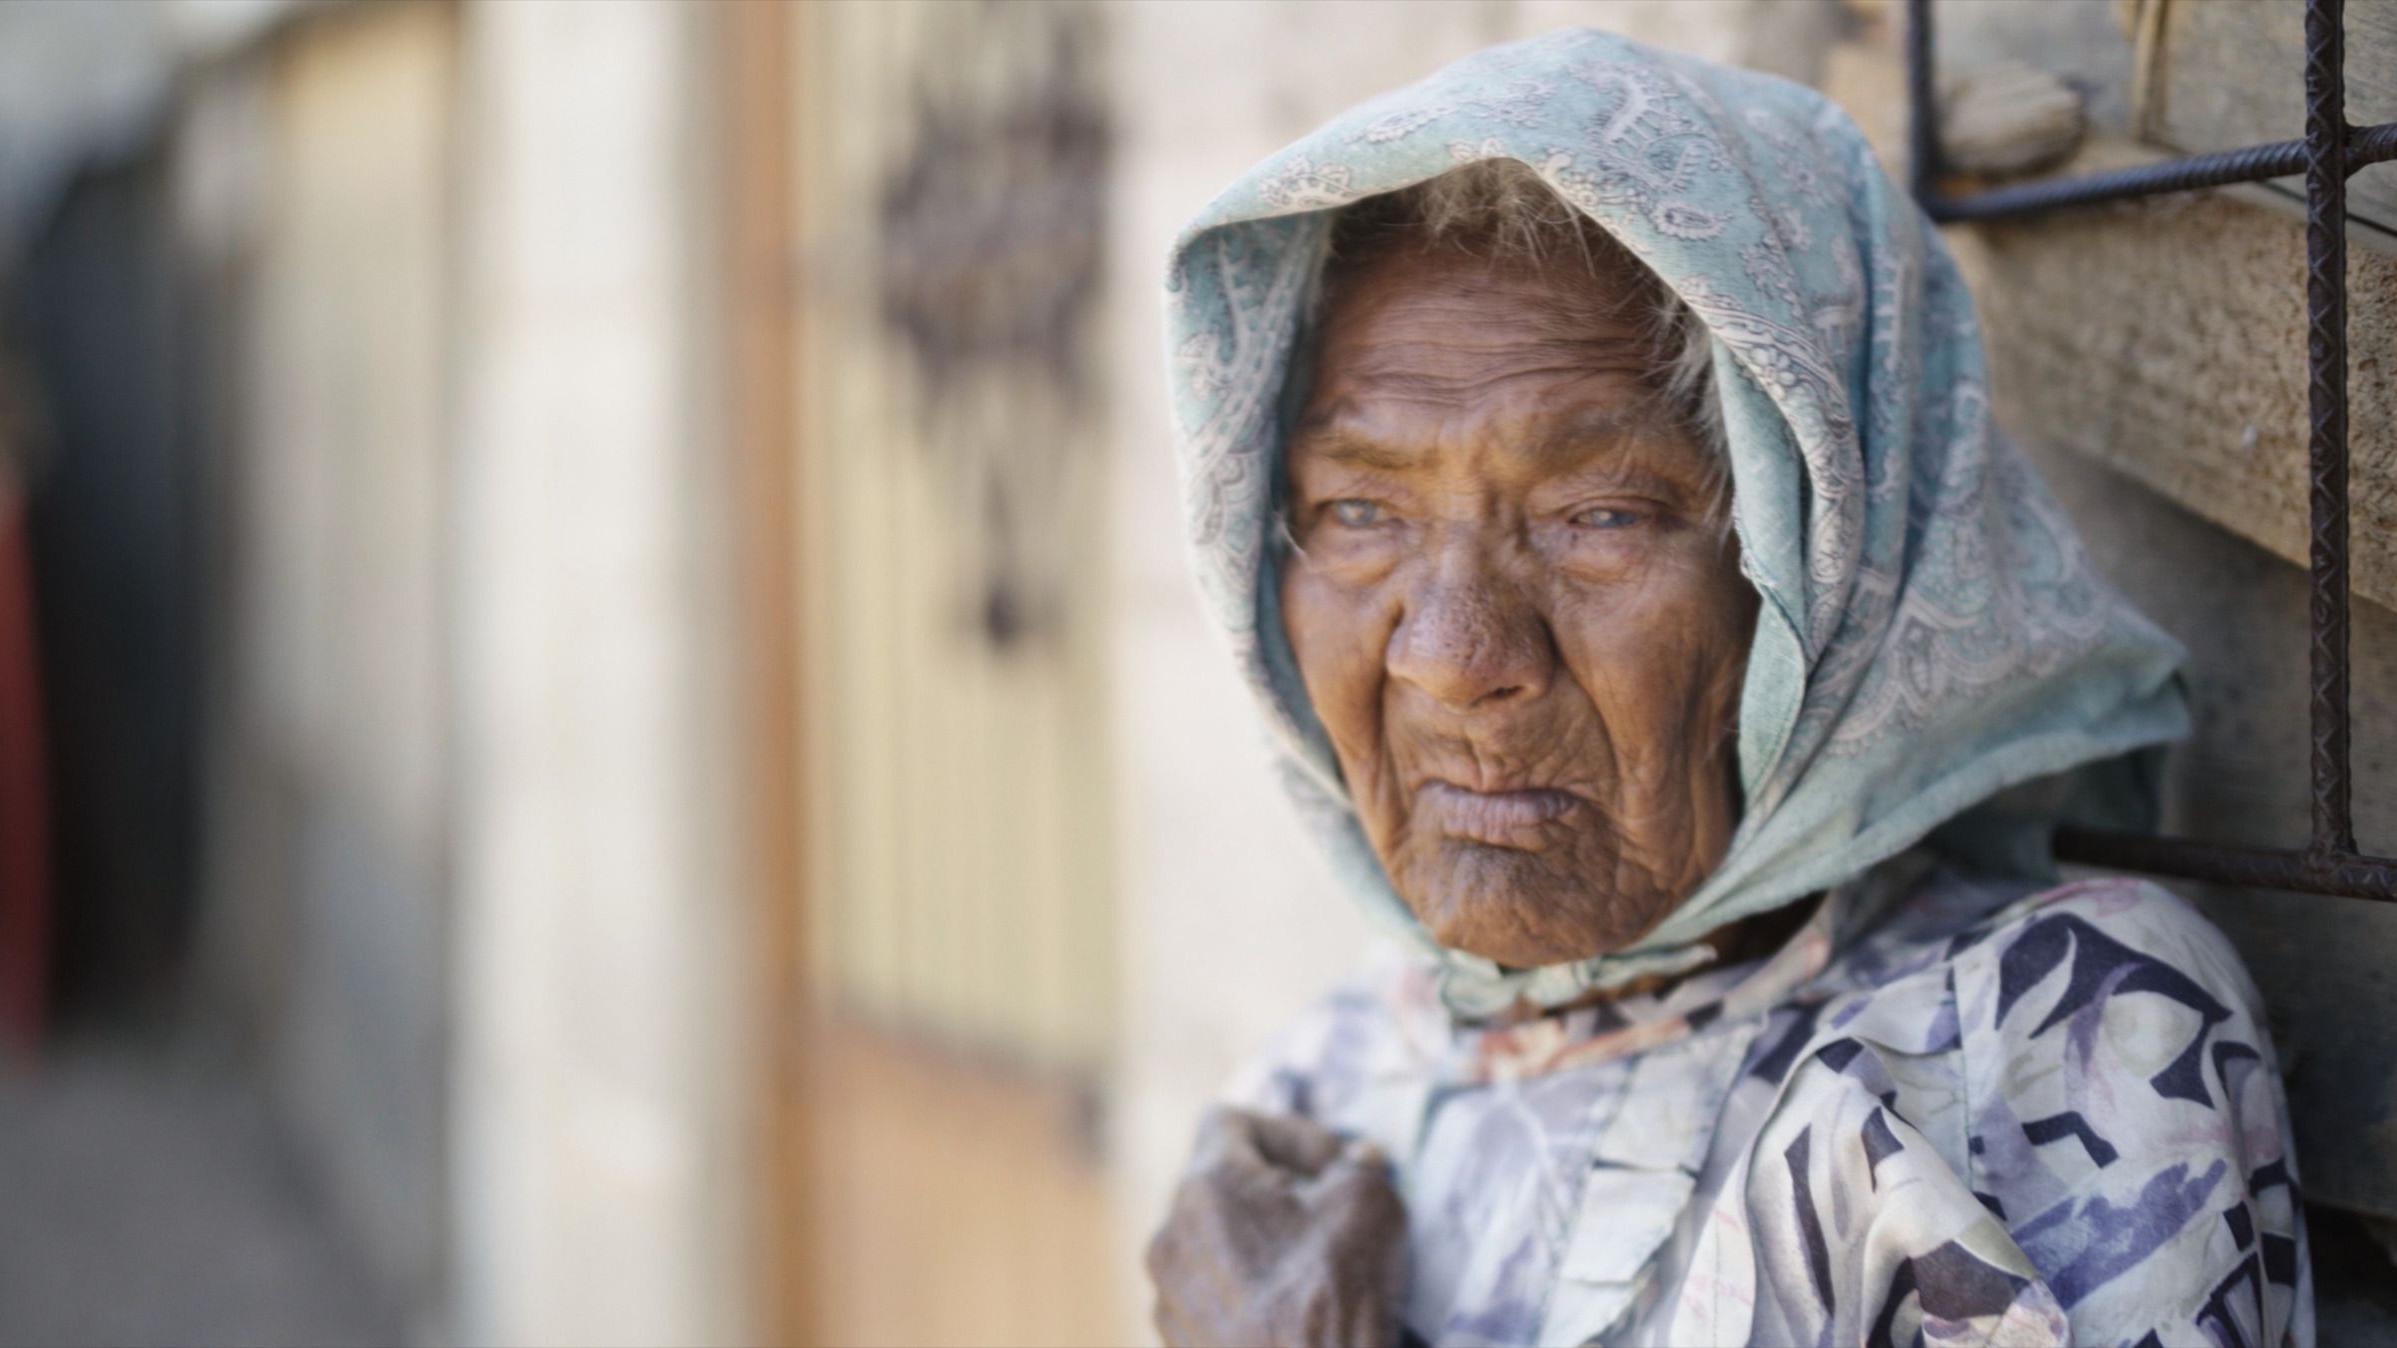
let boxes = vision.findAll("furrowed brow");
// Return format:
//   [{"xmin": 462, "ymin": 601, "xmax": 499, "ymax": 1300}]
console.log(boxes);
[
  {"xmin": 1286, "ymin": 425, "xmax": 1424, "ymax": 473},
  {"xmin": 1518, "ymin": 405, "xmax": 1650, "ymax": 470}
]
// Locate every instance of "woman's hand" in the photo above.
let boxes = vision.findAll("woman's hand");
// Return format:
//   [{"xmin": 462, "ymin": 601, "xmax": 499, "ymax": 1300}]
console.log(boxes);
[{"xmin": 1145, "ymin": 1106, "xmax": 1408, "ymax": 1348}]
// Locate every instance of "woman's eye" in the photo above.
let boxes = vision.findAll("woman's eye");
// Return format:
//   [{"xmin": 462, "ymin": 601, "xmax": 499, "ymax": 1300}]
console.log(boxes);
[
  {"xmin": 1570, "ymin": 505, "xmax": 1645, "ymax": 530},
  {"xmin": 1329, "ymin": 499, "xmax": 1385, "ymax": 528}
]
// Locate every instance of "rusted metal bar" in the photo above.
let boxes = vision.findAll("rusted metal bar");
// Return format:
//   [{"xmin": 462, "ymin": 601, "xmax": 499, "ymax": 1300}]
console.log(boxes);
[
  {"xmin": 2055, "ymin": 827, "xmax": 2397, "ymax": 902},
  {"xmin": 2306, "ymin": 0, "xmax": 2358, "ymax": 856},
  {"xmin": 1926, "ymin": 120, "xmax": 2397, "ymax": 223},
  {"xmin": 2355, "ymin": 120, "xmax": 2397, "ymax": 165},
  {"xmin": 1905, "ymin": 0, "xmax": 1940, "ymax": 203}
]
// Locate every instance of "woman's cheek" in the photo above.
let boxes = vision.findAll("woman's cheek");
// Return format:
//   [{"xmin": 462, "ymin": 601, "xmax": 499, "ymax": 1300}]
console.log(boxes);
[
  {"xmin": 1539, "ymin": 529, "xmax": 1652, "ymax": 585},
  {"xmin": 1284, "ymin": 569, "xmax": 1397, "ymax": 761},
  {"xmin": 1550, "ymin": 573, "xmax": 1723, "ymax": 725}
]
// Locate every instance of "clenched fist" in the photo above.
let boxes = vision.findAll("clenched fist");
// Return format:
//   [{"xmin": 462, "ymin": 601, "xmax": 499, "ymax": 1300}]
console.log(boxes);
[{"xmin": 1145, "ymin": 1107, "xmax": 1409, "ymax": 1348}]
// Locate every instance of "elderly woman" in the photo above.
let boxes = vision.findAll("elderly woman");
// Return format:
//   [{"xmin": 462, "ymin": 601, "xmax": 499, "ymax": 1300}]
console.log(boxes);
[{"xmin": 1147, "ymin": 30, "xmax": 2309, "ymax": 1348}]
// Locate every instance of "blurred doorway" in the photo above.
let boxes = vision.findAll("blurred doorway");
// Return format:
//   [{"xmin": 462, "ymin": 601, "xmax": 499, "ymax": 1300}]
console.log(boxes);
[{"xmin": 735, "ymin": 2, "xmax": 1123, "ymax": 1342}]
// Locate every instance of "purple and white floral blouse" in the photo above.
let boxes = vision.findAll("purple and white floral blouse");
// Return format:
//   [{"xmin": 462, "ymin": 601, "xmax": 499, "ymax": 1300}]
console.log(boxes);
[{"xmin": 1228, "ymin": 864, "xmax": 2310, "ymax": 1347}]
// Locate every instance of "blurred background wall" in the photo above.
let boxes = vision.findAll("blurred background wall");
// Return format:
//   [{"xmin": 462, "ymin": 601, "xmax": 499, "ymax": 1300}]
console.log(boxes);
[{"xmin": 1, "ymin": 1, "xmax": 2393, "ymax": 1345}]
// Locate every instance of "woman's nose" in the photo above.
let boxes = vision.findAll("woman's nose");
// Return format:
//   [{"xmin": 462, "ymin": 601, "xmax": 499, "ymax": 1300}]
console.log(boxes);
[{"xmin": 1385, "ymin": 568, "xmax": 1554, "ymax": 712}]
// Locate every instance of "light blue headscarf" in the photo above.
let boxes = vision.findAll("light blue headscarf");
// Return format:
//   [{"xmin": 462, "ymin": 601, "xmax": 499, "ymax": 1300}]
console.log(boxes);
[{"xmin": 1164, "ymin": 30, "xmax": 2188, "ymax": 1018}]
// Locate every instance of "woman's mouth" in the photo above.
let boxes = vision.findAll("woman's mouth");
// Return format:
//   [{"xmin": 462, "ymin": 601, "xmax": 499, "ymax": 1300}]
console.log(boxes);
[{"xmin": 1415, "ymin": 781, "xmax": 1580, "ymax": 848}]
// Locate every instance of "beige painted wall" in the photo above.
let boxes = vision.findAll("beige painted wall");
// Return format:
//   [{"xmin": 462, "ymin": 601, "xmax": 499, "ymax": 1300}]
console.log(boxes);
[{"xmin": 448, "ymin": 3, "xmax": 751, "ymax": 1343}]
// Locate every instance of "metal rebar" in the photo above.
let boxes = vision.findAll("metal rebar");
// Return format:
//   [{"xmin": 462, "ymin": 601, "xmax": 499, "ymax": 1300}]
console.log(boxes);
[
  {"xmin": 1924, "ymin": 120, "xmax": 2397, "ymax": 223},
  {"xmin": 2354, "ymin": 119, "xmax": 2397, "ymax": 165},
  {"xmin": 2056, "ymin": 827, "xmax": 2397, "ymax": 902},
  {"xmin": 2306, "ymin": 0, "xmax": 2357, "ymax": 855},
  {"xmin": 1905, "ymin": 0, "xmax": 1939, "ymax": 203}
]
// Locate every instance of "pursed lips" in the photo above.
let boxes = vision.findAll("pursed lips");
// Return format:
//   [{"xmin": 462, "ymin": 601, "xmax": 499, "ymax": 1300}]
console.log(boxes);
[{"xmin": 1415, "ymin": 779, "xmax": 1581, "ymax": 848}]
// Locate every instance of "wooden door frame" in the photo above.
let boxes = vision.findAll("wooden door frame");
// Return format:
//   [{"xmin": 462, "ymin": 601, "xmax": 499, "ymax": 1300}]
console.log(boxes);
[{"xmin": 716, "ymin": 3, "xmax": 810, "ymax": 1342}]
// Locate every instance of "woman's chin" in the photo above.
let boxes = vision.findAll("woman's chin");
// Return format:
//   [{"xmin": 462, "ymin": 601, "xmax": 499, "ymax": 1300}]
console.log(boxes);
[{"xmin": 1403, "ymin": 849, "xmax": 1654, "ymax": 969}]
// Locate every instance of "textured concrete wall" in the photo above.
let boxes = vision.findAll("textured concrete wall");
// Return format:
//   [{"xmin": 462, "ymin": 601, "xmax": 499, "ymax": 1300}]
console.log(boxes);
[
  {"xmin": 1827, "ymin": 2, "xmax": 2397, "ymax": 608},
  {"xmin": 448, "ymin": 3, "xmax": 751, "ymax": 1343}
]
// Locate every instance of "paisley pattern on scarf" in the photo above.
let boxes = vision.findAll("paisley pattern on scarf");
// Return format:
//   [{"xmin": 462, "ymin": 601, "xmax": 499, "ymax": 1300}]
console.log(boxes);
[
  {"xmin": 1229, "ymin": 870, "xmax": 2311, "ymax": 1347},
  {"xmin": 1163, "ymin": 29, "xmax": 2189, "ymax": 1016}
]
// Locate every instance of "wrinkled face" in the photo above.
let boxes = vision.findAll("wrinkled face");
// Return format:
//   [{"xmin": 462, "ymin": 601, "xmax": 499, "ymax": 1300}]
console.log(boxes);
[{"xmin": 1281, "ymin": 245, "xmax": 1756, "ymax": 969}]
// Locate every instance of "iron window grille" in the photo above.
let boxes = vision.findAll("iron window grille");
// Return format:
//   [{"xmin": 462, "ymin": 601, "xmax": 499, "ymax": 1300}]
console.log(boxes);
[{"xmin": 1905, "ymin": 0, "xmax": 2397, "ymax": 901}]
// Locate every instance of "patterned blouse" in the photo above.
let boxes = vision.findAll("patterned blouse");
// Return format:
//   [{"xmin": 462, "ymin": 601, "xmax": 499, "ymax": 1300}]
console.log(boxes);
[{"xmin": 1226, "ymin": 864, "xmax": 2311, "ymax": 1347}]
